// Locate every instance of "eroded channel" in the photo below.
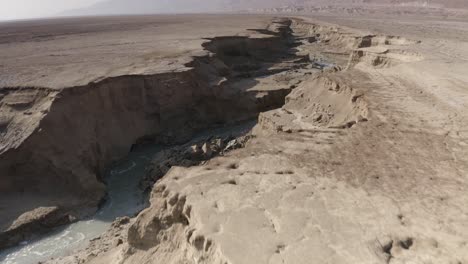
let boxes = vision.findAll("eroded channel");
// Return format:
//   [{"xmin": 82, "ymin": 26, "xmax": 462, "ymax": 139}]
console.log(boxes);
[
  {"xmin": 0, "ymin": 18, "xmax": 339, "ymax": 264},
  {"xmin": 0, "ymin": 121, "xmax": 257, "ymax": 264}
]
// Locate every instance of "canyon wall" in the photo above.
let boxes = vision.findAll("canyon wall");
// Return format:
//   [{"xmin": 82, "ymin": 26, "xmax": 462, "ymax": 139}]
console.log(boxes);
[{"xmin": 0, "ymin": 19, "xmax": 298, "ymax": 249}]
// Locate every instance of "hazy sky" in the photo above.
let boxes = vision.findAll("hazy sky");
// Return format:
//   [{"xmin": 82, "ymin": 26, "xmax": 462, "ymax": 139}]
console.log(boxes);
[{"xmin": 0, "ymin": 0, "xmax": 103, "ymax": 20}]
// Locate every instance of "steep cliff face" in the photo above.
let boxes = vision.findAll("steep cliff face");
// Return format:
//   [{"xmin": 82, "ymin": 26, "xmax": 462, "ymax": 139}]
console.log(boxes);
[{"xmin": 0, "ymin": 72, "xmax": 203, "ymax": 203}]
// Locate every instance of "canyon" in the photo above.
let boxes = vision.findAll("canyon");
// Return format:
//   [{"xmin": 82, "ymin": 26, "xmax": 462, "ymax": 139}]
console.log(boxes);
[
  {"xmin": 0, "ymin": 16, "xmax": 305, "ymax": 251},
  {"xmin": 1, "ymin": 11, "xmax": 468, "ymax": 264}
]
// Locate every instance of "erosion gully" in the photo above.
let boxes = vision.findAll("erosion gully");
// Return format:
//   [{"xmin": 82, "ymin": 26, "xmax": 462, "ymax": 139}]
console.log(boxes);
[
  {"xmin": 0, "ymin": 122, "xmax": 256, "ymax": 264},
  {"xmin": 0, "ymin": 18, "xmax": 333, "ymax": 264}
]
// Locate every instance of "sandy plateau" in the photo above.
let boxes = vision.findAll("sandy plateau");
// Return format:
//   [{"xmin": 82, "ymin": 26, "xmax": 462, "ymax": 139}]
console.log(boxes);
[{"xmin": 0, "ymin": 12, "xmax": 468, "ymax": 264}]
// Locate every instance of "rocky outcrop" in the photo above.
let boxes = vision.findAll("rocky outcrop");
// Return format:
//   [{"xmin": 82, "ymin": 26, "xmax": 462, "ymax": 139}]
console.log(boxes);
[
  {"xmin": 0, "ymin": 207, "xmax": 72, "ymax": 249},
  {"xmin": 124, "ymin": 186, "xmax": 227, "ymax": 264},
  {"xmin": 258, "ymin": 72, "xmax": 369, "ymax": 133},
  {"xmin": 347, "ymin": 47, "xmax": 424, "ymax": 68},
  {"xmin": 141, "ymin": 134, "xmax": 253, "ymax": 191}
]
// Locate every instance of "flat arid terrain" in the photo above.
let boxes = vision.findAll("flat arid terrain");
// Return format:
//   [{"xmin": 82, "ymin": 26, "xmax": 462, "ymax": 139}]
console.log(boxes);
[{"xmin": 1, "ymin": 7, "xmax": 468, "ymax": 264}]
